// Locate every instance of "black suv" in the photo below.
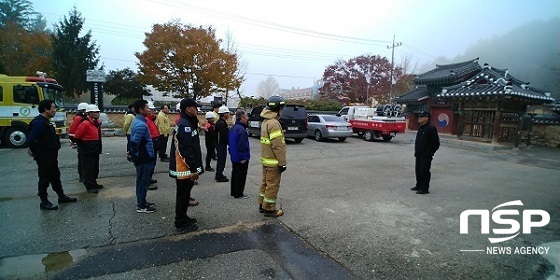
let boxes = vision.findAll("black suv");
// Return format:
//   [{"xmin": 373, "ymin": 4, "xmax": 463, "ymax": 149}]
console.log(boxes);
[{"xmin": 247, "ymin": 105, "xmax": 308, "ymax": 143}]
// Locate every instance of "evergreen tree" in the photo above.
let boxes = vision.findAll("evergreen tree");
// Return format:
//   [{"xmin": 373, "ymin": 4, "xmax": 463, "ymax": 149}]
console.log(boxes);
[
  {"xmin": 0, "ymin": 0, "xmax": 35, "ymax": 30},
  {"xmin": 51, "ymin": 7, "xmax": 99, "ymax": 97},
  {"xmin": 104, "ymin": 68, "xmax": 151, "ymax": 100}
]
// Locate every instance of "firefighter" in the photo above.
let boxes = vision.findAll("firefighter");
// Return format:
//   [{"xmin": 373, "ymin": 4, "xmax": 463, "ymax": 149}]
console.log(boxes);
[
  {"xmin": 68, "ymin": 102, "xmax": 89, "ymax": 182},
  {"xmin": 258, "ymin": 95, "xmax": 287, "ymax": 217},
  {"xmin": 170, "ymin": 98, "xmax": 204, "ymax": 232},
  {"xmin": 74, "ymin": 104, "xmax": 103, "ymax": 193}
]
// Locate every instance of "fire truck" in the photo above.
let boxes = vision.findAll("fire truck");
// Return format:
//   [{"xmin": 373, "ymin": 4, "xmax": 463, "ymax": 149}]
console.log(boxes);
[
  {"xmin": 337, "ymin": 104, "xmax": 406, "ymax": 142},
  {"xmin": 0, "ymin": 72, "xmax": 67, "ymax": 148}
]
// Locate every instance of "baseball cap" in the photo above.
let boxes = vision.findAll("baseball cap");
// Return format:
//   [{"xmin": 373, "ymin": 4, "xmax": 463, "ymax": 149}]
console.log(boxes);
[
  {"xmin": 179, "ymin": 98, "xmax": 202, "ymax": 112},
  {"xmin": 418, "ymin": 111, "xmax": 431, "ymax": 118}
]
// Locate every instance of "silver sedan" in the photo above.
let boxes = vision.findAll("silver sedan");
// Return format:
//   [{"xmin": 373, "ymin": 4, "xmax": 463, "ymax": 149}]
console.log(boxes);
[{"xmin": 307, "ymin": 115, "xmax": 353, "ymax": 142}]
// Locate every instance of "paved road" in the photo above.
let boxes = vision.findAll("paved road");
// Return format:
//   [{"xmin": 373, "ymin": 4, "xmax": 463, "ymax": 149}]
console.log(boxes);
[{"xmin": 0, "ymin": 132, "xmax": 559, "ymax": 279}]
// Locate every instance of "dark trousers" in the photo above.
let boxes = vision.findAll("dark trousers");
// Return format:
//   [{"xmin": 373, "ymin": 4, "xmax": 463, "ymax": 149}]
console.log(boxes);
[
  {"xmin": 135, "ymin": 162, "xmax": 152, "ymax": 208},
  {"xmin": 215, "ymin": 144, "xmax": 227, "ymax": 179},
  {"xmin": 150, "ymin": 138, "xmax": 159, "ymax": 179},
  {"xmin": 77, "ymin": 147, "xmax": 83, "ymax": 180},
  {"xmin": 205, "ymin": 143, "xmax": 215, "ymax": 168},
  {"xmin": 415, "ymin": 156, "xmax": 433, "ymax": 191},
  {"xmin": 158, "ymin": 135, "xmax": 169, "ymax": 159},
  {"xmin": 126, "ymin": 135, "xmax": 131, "ymax": 152},
  {"xmin": 231, "ymin": 161, "xmax": 249, "ymax": 197},
  {"xmin": 175, "ymin": 179, "xmax": 195, "ymax": 227},
  {"xmin": 35, "ymin": 153, "xmax": 64, "ymax": 199},
  {"xmin": 81, "ymin": 152, "xmax": 100, "ymax": 188}
]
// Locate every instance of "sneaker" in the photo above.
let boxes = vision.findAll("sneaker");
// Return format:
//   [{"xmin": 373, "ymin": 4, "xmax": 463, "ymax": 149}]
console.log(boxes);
[
  {"xmin": 86, "ymin": 188, "xmax": 98, "ymax": 193},
  {"xmin": 205, "ymin": 167, "xmax": 215, "ymax": 172},
  {"xmin": 146, "ymin": 202, "xmax": 155, "ymax": 207},
  {"xmin": 189, "ymin": 197, "xmax": 199, "ymax": 206},
  {"xmin": 58, "ymin": 195, "xmax": 77, "ymax": 203},
  {"xmin": 416, "ymin": 190, "xmax": 430, "ymax": 194},
  {"xmin": 235, "ymin": 194, "xmax": 250, "ymax": 199},
  {"xmin": 216, "ymin": 177, "xmax": 229, "ymax": 183},
  {"xmin": 150, "ymin": 179, "xmax": 158, "ymax": 184},
  {"xmin": 263, "ymin": 209, "xmax": 284, "ymax": 217},
  {"xmin": 137, "ymin": 206, "xmax": 156, "ymax": 213},
  {"xmin": 148, "ymin": 185, "xmax": 158, "ymax": 190},
  {"xmin": 94, "ymin": 184, "xmax": 104, "ymax": 189},
  {"xmin": 40, "ymin": 200, "xmax": 59, "ymax": 210}
]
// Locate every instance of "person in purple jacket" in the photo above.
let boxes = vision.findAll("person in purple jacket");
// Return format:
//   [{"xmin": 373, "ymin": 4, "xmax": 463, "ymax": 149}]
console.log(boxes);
[{"xmin": 228, "ymin": 110, "xmax": 250, "ymax": 199}]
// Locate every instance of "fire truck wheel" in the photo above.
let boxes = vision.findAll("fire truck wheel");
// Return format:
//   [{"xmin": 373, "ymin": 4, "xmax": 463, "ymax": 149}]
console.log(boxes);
[
  {"xmin": 4, "ymin": 127, "xmax": 29, "ymax": 148},
  {"xmin": 314, "ymin": 130, "xmax": 323, "ymax": 141},
  {"xmin": 382, "ymin": 135, "xmax": 393, "ymax": 142},
  {"xmin": 363, "ymin": 130, "xmax": 374, "ymax": 142}
]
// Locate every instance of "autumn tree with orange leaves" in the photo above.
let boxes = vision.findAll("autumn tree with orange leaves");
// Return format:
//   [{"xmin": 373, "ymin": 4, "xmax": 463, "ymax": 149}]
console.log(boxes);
[{"xmin": 135, "ymin": 20, "xmax": 241, "ymax": 100}]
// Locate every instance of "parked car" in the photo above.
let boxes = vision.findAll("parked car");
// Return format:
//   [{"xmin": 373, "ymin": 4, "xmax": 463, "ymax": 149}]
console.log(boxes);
[
  {"xmin": 307, "ymin": 115, "xmax": 353, "ymax": 142},
  {"xmin": 247, "ymin": 104, "xmax": 308, "ymax": 143}
]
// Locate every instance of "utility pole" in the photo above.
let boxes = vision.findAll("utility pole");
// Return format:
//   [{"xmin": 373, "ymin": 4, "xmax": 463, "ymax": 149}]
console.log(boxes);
[{"xmin": 387, "ymin": 34, "xmax": 402, "ymax": 104}]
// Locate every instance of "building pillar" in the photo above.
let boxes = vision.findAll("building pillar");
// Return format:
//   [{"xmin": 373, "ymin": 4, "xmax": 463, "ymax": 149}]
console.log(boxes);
[{"xmin": 492, "ymin": 102, "xmax": 502, "ymax": 144}]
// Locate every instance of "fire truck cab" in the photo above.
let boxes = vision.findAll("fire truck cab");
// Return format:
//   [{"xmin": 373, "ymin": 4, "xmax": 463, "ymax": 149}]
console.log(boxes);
[{"xmin": 0, "ymin": 73, "xmax": 67, "ymax": 148}]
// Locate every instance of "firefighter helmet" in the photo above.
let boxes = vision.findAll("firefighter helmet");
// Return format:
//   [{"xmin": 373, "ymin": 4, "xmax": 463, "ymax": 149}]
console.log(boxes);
[
  {"xmin": 205, "ymin": 112, "xmax": 215, "ymax": 119},
  {"xmin": 218, "ymin": 105, "xmax": 230, "ymax": 114},
  {"xmin": 77, "ymin": 102, "xmax": 88, "ymax": 111},
  {"xmin": 266, "ymin": 96, "xmax": 286, "ymax": 112},
  {"xmin": 85, "ymin": 104, "xmax": 100, "ymax": 112}
]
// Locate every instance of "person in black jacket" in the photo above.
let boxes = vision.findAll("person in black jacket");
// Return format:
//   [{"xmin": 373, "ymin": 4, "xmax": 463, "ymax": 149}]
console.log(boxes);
[
  {"xmin": 411, "ymin": 111, "xmax": 440, "ymax": 194},
  {"xmin": 169, "ymin": 98, "xmax": 204, "ymax": 232},
  {"xmin": 214, "ymin": 106, "xmax": 230, "ymax": 182},
  {"xmin": 27, "ymin": 100, "xmax": 77, "ymax": 210}
]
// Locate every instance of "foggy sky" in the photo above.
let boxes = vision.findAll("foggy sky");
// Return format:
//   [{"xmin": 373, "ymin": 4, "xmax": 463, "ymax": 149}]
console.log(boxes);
[{"xmin": 31, "ymin": 0, "xmax": 559, "ymax": 98}]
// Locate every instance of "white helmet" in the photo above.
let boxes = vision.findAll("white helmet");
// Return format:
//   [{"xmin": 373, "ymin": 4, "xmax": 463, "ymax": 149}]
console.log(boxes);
[
  {"xmin": 147, "ymin": 101, "xmax": 156, "ymax": 109},
  {"xmin": 77, "ymin": 102, "xmax": 88, "ymax": 111},
  {"xmin": 86, "ymin": 104, "xmax": 100, "ymax": 112},
  {"xmin": 218, "ymin": 105, "xmax": 230, "ymax": 114},
  {"xmin": 205, "ymin": 112, "xmax": 215, "ymax": 119},
  {"xmin": 176, "ymin": 103, "xmax": 181, "ymax": 111}
]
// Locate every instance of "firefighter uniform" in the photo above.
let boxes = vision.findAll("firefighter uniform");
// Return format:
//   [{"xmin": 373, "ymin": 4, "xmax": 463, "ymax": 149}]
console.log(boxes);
[{"xmin": 258, "ymin": 97, "xmax": 287, "ymax": 216}]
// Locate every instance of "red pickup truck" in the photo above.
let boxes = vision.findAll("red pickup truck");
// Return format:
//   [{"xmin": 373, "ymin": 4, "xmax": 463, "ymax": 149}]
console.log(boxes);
[
  {"xmin": 349, "ymin": 117, "xmax": 406, "ymax": 141},
  {"xmin": 337, "ymin": 106, "xmax": 406, "ymax": 142}
]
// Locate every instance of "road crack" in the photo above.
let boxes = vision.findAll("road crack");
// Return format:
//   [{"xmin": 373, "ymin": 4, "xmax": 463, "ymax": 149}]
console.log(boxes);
[{"xmin": 108, "ymin": 201, "xmax": 116, "ymax": 245}]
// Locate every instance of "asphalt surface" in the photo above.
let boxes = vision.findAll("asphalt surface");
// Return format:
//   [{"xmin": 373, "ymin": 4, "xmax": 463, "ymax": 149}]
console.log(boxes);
[{"xmin": 0, "ymin": 131, "xmax": 559, "ymax": 280}]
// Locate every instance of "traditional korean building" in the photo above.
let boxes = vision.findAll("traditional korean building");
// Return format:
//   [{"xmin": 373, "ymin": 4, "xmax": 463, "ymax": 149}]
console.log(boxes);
[{"xmin": 396, "ymin": 58, "xmax": 555, "ymax": 143}]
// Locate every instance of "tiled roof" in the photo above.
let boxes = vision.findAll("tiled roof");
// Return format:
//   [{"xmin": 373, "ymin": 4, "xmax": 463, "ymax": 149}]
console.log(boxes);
[
  {"xmin": 395, "ymin": 85, "xmax": 428, "ymax": 103},
  {"xmin": 437, "ymin": 78, "xmax": 554, "ymax": 103},
  {"xmin": 414, "ymin": 58, "xmax": 482, "ymax": 85}
]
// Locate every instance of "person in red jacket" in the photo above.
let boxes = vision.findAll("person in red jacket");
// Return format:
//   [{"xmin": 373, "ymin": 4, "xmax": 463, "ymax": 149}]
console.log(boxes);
[
  {"xmin": 75, "ymin": 104, "xmax": 103, "ymax": 193},
  {"xmin": 146, "ymin": 102, "xmax": 160, "ymax": 190},
  {"xmin": 68, "ymin": 102, "xmax": 88, "ymax": 182}
]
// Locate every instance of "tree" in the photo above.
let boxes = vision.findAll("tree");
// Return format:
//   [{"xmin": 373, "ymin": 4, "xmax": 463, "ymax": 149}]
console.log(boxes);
[
  {"xmin": 220, "ymin": 29, "xmax": 246, "ymax": 104},
  {"xmin": 0, "ymin": 21, "xmax": 52, "ymax": 75},
  {"xmin": 136, "ymin": 20, "xmax": 240, "ymax": 100},
  {"xmin": 256, "ymin": 76, "xmax": 280, "ymax": 98},
  {"xmin": 319, "ymin": 54, "xmax": 399, "ymax": 104},
  {"xmin": 51, "ymin": 7, "xmax": 99, "ymax": 97},
  {"xmin": 104, "ymin": 68, "xmax": 151, "ymax": 101},
  {"xmin": 0, "ymin": 0, "xmax": 35, "ymax": 30}
]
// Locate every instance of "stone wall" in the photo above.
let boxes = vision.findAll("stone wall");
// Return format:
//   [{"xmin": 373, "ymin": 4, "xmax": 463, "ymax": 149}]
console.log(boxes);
[{"xmin": 523, "ymin": 124, "xmax": 560, "ymax": 148}]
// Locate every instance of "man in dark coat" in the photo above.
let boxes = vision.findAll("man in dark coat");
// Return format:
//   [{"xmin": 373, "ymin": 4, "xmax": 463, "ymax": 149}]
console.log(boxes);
[
  {"xmin": 411, "ymin": 111, "xmax": 440, "ymax": 194},
  {"xmin": 27, "ymin": 100, "xmax": 77, "ymax": 210},
  {"xmin": 169, "ymin": 98, "xmax": 204, "ymax": 232},
  {"xmin": 214, "ymin": 105, "xmax": 230, "ymax": 182},
  {"xmin": 228, "ymin": 110, "xmax": 250, "ymax": 199}
]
